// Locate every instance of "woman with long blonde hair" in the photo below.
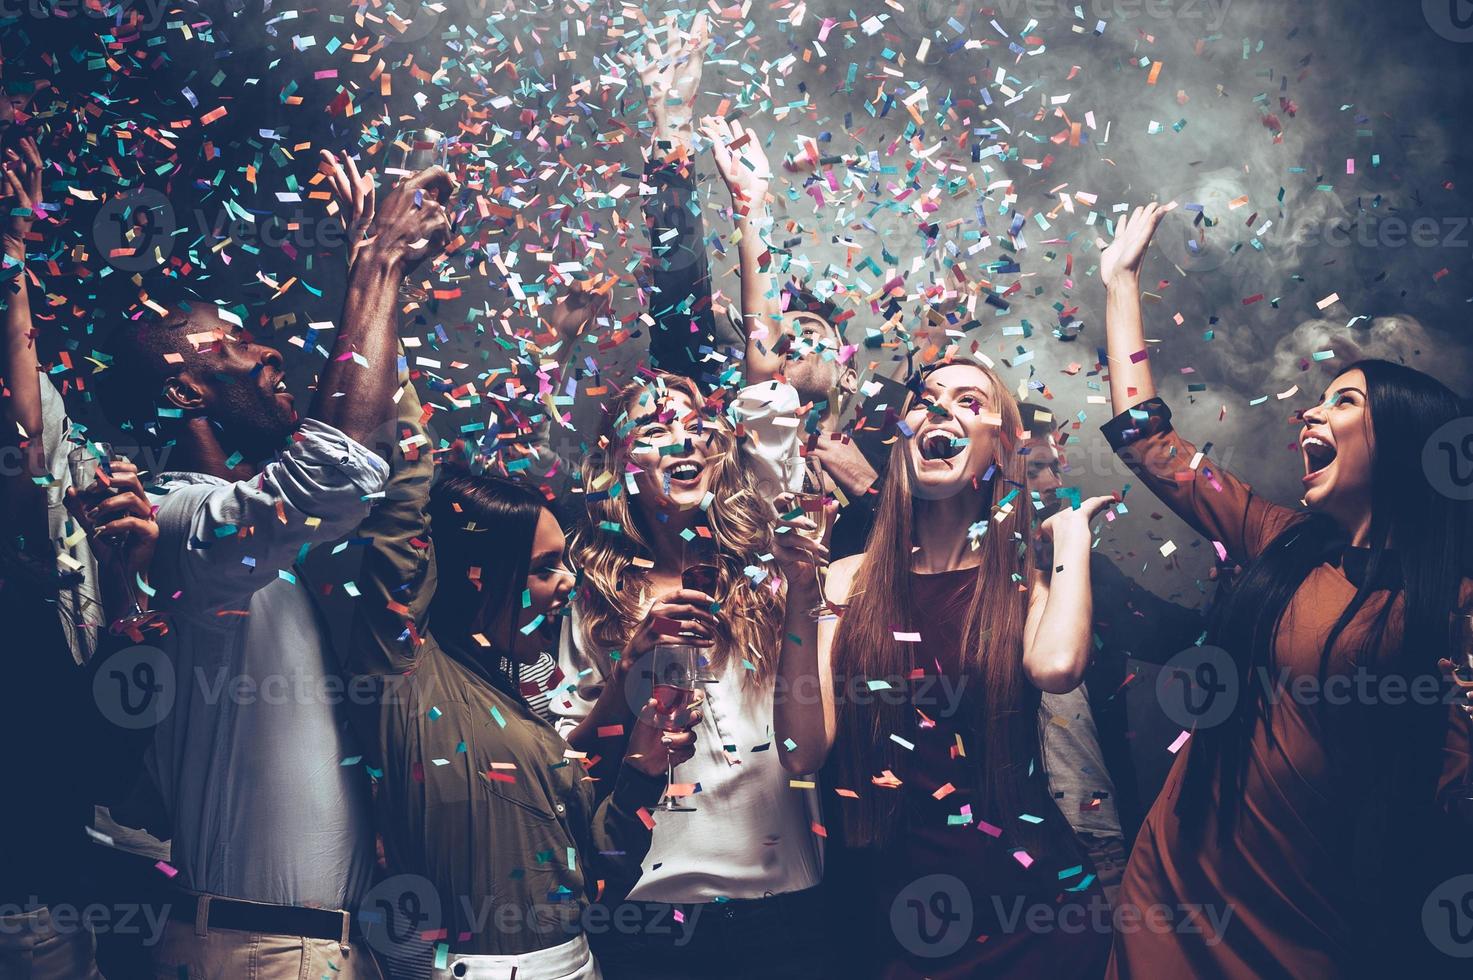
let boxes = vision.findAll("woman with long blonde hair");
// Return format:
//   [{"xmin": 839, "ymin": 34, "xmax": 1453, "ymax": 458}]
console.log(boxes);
[
  {"xmin": 774, "ymin": 358, "xmax": 1115, "ymax": 977},
  {"xmin": 550, "ymin": 370, "xmax": 830, "ymax": 978}
]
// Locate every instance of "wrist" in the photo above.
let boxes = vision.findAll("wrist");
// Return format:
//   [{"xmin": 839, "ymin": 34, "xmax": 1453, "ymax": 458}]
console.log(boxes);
[
  {"xmin": 651, "ymin": 118, "xmax": 693, "ymax": 148},
  {"xmin": 1104, "ymin": 271, "xmax": 1141, "ymax": 293},
  {"xmin": 351, "ymin": 242, "xmax": 404, "ymax": 281},
  {"xmin": 784, "ymin": 571, "xmax": 822, "ymax": 604}
]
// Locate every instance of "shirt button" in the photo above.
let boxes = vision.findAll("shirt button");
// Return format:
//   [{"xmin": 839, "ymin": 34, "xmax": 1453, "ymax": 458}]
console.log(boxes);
[{"xmin": 556, "ymin": 803, "xmax": 566, "ymax": 814}]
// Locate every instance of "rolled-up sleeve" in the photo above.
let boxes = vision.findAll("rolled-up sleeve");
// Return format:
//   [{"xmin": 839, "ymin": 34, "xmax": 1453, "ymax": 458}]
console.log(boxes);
[
  {"xmin": 730, "ymin": 380, "xmax": 803, "ymax": 500},
  {"xmin": 548, "ymin": 611, "xmax": 604, "ymax": 739},
  {"xmin": 152, "ymin": 419, "xmax": 389, "ymax": 610}
]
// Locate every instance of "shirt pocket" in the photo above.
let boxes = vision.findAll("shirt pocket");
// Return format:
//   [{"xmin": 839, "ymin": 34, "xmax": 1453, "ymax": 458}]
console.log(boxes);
[{"xmin": 483, "ymin": 770, "xmax": 562, "ymax": 824}]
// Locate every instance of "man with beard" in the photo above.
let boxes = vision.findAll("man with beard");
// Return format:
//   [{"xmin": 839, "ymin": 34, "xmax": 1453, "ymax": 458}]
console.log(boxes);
[{"xmin": 93, "ymin": 161, "xmax": 454, "ymax": 979}]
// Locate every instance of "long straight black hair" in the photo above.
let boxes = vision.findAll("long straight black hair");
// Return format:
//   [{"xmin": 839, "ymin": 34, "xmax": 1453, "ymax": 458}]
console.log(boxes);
[
  {"xmin": 1180, "ymin": 359, "xmax": 1468, "ymax": 869},
  {"xmin": 426, "ymin": 474, "xmax": 549, "ymax": 700}
]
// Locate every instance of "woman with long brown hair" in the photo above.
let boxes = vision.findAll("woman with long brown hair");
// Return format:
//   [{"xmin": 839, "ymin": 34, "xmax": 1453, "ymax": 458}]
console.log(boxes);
[
  {"xmin": 773, "ymin": 357, "xmax": 1115, "ymax": 977},
  {"xmin": 550, "ymin": 370, "xmax": 829, "ymax": 978}
]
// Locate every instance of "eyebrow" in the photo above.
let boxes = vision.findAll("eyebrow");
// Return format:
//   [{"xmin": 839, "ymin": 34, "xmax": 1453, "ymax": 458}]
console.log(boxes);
[
  {"xmin": 924, "ymin": 383, "xmax": 989, "ymax": 400},
  {"xmin": 531, "ymin": 551, "xmax": 563, "ymax": 565},
  {"xmin": 1318, "ymin": 386, "xmax": 1367, "ymax": 403}
]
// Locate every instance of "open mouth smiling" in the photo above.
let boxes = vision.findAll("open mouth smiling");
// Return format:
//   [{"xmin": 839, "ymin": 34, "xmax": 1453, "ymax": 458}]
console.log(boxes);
[{"xmin": 918, "ymin": 431, "xmax": 965, "ymax": 462}]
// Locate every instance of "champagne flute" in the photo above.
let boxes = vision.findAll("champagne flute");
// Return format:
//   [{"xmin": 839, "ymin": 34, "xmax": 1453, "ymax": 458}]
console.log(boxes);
[
  {"xmin": 68, "ymin": 443, "xmax": 162, "ymax": 636},
  {"xmin": 651, "ymin": 643, "xmax": 699, "ymax": 813},
  {"xmin": 680, "ymin": 541, "xmax": 721, "ymax": 683},
  {"xmin": 392, "ymin": 128, "xmax": 450, "ymax": 306},
  {"xmin": 781, "ymin": 453, "xmax": 832, "ymax": 619}
]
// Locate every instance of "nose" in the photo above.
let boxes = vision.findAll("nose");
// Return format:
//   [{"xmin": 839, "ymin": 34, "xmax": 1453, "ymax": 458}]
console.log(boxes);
[
  {"xmin": 259, "ymin": 346, "xmax": 284, "ymax": 370},
  {"xmin": 1301, "ymin": 400, "xmax": 1327, "ymax": 427}
]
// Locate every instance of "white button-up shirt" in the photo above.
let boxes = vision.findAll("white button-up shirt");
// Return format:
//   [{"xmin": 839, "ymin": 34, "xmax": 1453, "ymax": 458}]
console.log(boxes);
[{"xmin": 146, "ymin": 419, "xmax": 386, "ymax": 910}]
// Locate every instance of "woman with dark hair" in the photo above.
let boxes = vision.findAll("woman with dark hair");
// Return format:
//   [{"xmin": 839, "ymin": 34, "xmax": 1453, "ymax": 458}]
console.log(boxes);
[
  {"xmin": 347, "ymin": 376, "xmax": 697, "ymax": 980},
  {"xmin": 1097, "ymin": 203, "xmax": 1472, "ymax": 977},
  {"xmin": 773, "ymin": 357, "xmax": 1116, "ymax": 977}
]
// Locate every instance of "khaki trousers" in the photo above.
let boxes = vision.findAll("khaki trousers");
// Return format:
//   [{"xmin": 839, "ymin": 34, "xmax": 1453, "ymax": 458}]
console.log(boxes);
[
  {"xmin": 151, "ymin": 916, "xmax": 383, "ymax": 980},
  {"xmin": 0, "ymin": 907, "xmax": 103, "ymax": 980}
]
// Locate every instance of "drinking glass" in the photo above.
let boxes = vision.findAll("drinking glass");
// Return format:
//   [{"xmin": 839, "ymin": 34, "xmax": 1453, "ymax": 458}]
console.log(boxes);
[
  {"xmin": 781, "ymin": 453, "xmax": 832, "ymax": 619},
  {"xmin": 650, "ymin": 643, "xmax": 700, "ymax": 813},
  {"xmin": 68, "ymin": 443, "xmax": 162, "ymax": 636}
]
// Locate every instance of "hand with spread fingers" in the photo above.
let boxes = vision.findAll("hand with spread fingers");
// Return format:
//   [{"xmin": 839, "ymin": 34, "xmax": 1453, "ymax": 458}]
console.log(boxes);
[
  {"xmin": 702, "ymin": 115, "xmax": 771, "ymax": 217},
  {"xmin": 360, "ymin": 164, "xmax": 458, "ymax": 274},
  {"xmin": 1, "ymin": 135, "xmax": 43, "ymax": 259},
  {"xmin": 545, "ymin": 274, "xmax": 611, "ymax": 353},
  {"xmin": 630, "ymin": 12, "xmax": 709, "ymax": 146},
  {"xmin": 318, "ymin": 149, "xmax": 376, "ymax": 269},
  {"xmin": 1099, "ymin": 201, "xmax": 1176, "ymax": 290}
]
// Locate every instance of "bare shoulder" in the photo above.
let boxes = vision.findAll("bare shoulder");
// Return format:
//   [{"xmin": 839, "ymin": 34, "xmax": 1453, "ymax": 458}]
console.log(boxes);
[{"xmin": 825, "ymin": 553, "xmax": 866, "ymax": 607}]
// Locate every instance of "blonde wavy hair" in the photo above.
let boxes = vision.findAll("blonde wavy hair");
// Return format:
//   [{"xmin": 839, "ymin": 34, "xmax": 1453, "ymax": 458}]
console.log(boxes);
[{"xmin": 571, "ymin": 372, "xmax": 784, "ymax": 685}]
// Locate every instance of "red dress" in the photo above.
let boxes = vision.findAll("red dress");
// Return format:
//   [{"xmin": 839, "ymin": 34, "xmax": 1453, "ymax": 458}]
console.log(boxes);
[{"xmin": 827, "ymin": 566, "xmax": 1112, "ymax": 979}]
